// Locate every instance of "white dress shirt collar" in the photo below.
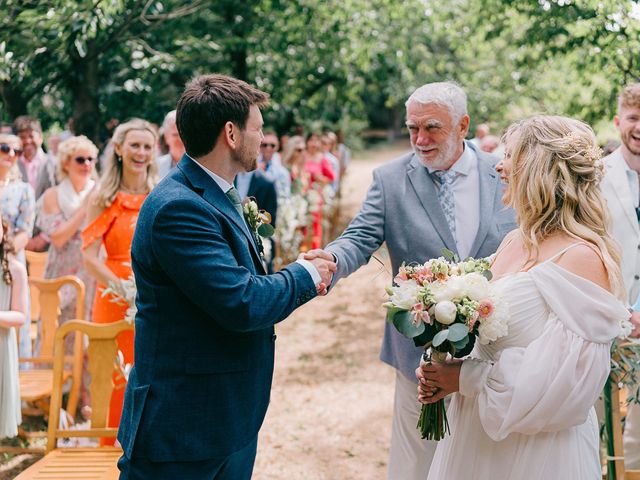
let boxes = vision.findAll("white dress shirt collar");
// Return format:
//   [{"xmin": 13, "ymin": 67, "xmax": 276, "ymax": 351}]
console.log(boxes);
[{"xmin": 188, "ymin": 155, "xmax": 233, "ymax": 193}]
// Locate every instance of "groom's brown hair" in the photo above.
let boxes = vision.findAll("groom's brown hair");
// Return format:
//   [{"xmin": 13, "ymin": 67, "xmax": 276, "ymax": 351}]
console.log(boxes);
[{"xmin": 176, "ymin": 74, "xmax": 269, "ymax": 158}]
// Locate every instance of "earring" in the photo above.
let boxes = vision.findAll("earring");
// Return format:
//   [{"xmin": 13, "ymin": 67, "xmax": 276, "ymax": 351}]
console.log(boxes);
[{"xmin": 116, "ymin": 154, "xmax": 122, "ymax": 163}]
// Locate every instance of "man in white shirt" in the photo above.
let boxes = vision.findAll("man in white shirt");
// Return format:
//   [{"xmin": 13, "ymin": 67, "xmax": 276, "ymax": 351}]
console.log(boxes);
[
  {"xmin": 600, "ymin": 83, "xmax": 640, "ymax": 468},
  {"xmin": 156, "ymin": 110, "xmax": 186, "ymax": 179}
]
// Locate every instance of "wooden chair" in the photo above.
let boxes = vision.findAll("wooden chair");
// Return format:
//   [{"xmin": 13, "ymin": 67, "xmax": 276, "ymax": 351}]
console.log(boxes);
[
  {"xmin": 20, "ymin": 276, "xmax": 85, "ymax": 421},
  {"xmin": 25, "ymin": 250, "xmax": 48, "ymax": 348},
  {"xmin": 15, "ymin": 319, "xmax": 133, "ymax": 480},
  {"xmin": 604, "ymin": 342, "xmax": 640, "ymax": 480}
]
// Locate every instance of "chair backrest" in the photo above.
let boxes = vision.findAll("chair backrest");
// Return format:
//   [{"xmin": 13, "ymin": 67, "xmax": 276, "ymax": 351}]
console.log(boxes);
[
  {"xmin": 25, "ymin": 250, "xmax": 49, "ymax": 320},
  {"xmin": 47, "ymin": 319, "xmax": 134, "ymax": 453},
  {"xmin": 28, "ymin": 275, "xmax": 85, "ymax": 359}
]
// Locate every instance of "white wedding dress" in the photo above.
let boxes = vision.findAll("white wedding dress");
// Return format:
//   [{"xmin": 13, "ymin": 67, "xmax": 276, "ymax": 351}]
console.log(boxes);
[{"xmin": 427, "ymin": 245, "xmax": 628, "ymax": 480}]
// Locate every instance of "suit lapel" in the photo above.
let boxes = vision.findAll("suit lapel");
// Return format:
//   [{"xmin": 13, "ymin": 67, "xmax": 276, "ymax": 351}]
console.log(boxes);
[
  {"xmin": 406, "ymin": 155, "xmax": 458, "ymax": 253},
  {"xmin": 605, "ymin": 149, "xmax": 639, "ymax": 234},
  {"xmin": 177, "ymin": 157, "xmax": 266, "ymax": 274},
  {"xmin": 468, "ymin": 153, "xmax": 499, "ymax": 258}
]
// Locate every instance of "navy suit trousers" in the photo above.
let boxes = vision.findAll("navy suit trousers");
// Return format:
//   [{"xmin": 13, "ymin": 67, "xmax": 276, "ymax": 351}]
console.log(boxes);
[{"xmin": 118, "ymin": 435, "xmax": 258, "ymax": 480}]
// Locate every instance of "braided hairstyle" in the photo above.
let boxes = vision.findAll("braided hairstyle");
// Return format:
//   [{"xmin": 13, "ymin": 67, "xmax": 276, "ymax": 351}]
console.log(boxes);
[{"xmin": 0, "ymin": 219, "xmax": 14, "ymax": 285}]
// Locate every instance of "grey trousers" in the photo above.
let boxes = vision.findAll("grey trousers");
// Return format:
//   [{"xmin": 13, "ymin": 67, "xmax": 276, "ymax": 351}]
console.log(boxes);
[{"xmin": 387, "ymin": 370, "xmax": 438, "ymax": 480}]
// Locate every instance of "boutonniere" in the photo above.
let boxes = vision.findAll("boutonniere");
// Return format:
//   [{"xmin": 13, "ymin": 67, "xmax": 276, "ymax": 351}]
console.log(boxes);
[{"xmin": 243, "ymin": 197, "xmax": 275, "ymax": 256}]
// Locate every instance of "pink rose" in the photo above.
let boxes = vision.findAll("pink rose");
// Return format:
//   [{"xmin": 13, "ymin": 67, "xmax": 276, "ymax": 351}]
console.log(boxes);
[{"xmin": 477, "ymin": 300, "xmax": 494, "ymax": 318}]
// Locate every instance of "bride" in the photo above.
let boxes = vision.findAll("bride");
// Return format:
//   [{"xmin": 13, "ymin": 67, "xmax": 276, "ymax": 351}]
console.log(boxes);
[{"xmin": 417, "ymin": 115, "xmax": 629, "ymax": 479}]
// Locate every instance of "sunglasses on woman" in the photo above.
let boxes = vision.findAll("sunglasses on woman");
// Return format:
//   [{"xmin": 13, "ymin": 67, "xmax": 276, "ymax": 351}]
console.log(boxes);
[
  {"xmin": 74, "ymin": 156, "xmax": 95, "ymax": 165},
  {"xmin": 0, "ymin": 144, "xmax": 21, "ymax": 156}
]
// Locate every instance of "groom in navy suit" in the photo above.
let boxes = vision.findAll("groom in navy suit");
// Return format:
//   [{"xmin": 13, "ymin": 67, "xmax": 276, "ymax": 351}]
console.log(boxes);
[{"xmin": 117, "ymin": 74, "xmax": 336, "ymax": 479}]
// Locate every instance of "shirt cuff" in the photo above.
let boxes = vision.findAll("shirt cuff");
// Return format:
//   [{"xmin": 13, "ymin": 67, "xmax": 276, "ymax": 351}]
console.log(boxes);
[{"xmin": 296, "ymin": 258, "xmax": 322, "ymax": 286}]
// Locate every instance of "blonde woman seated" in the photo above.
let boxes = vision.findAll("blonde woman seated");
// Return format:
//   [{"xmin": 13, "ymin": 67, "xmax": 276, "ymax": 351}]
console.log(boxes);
[
  {"xmin": 38, "ymin": 136, "xmax": 98, "ymax": 355},
  {"xmin": 418, "ymin": 115, "xmax": 629, "ymax": 479},
  {"xmin": 0, "ymin": 217, "xmax": 28, "ymax": 438}
]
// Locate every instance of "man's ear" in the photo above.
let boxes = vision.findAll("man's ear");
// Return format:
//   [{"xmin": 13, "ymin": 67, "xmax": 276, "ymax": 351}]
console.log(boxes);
[
  {"xmin": 459, "ymin": 115, "xmax": 470, "ymax": 138},
  {"xmin": 224, "ymin": 121, "xmax": 239, "ymax": 150}
]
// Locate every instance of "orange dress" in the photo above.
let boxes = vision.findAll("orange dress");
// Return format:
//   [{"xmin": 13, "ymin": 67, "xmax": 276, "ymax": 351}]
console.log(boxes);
[{"xmin": 81, "ymin": 191, "xmax": 146, "ymax": 445}]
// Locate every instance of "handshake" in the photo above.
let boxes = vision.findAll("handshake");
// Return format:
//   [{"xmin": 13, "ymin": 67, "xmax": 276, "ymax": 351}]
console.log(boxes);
[{"xmin": 298, "ymin": 249, "xmax": 336, "ymax": 296}]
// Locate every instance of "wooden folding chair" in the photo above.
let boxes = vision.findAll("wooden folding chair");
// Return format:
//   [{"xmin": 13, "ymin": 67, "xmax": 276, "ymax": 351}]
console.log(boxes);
[
  {"xmin": 20, "ymin": 276, "xmax": 85, "ymax": 421},
  {"xmin": 15, "ymin": 319, "xmax": 133, "ymax": 480}
]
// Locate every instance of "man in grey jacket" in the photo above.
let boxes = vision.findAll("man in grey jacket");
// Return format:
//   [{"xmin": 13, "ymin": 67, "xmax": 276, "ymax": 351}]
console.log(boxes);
[{"xmin": 305, "ymin": 81, "xmax": 515, "ymax": 479}]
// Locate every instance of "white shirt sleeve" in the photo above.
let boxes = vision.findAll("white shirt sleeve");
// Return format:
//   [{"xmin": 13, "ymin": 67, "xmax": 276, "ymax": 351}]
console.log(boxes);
[{"xmin": 295, "ymin": 258, "xmax": 322, "ymax": 285}]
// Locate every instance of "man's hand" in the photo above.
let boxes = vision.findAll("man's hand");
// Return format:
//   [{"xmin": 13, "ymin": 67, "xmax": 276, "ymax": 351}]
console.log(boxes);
[
  {"xmin": 308, "ymin": 257, "xmax": 337, "ymax": 287},
  {"xmin": 631, "ymin": 311, "xmax": 640, "ymax": 338},
  {"xmin": 303, "ymin": 249, "xmax": 335, "ymax": 263}
]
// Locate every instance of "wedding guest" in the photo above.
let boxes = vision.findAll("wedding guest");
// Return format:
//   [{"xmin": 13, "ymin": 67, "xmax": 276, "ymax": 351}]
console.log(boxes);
[
  {"xmin": 304, "ymin": 132, "xmax": 335, "ymax": 249},
  {"xmin": 600, "ymin": 82, "xmax": 640, "ymax": 468},
  {"xmin": 13, "ymin": 116, "xmax": 55, "ymax": 253},
  {"xmin": 259, "ymin": 130, "xmax": 291, "ymax": 199},
  {"xmin": 82, "ymin": 118, "xmax": 157, "ymax": 445},
  {"xmin": 305, "ymin": 82, "xmax": 514, "ymax": 479},
  {"xmin": 418, "ymin": 115, "xmax": 627, "ymax": 479},
  {"xmin": 38, "ymin": 136, "xmax": 98, "ymax": 354},
  {"xmin": 336, "ymin": 129, "xmax": 351, "ymax": 179},
  {"xmin": 479, "ymin": 134, "xmax": 500, "ymax": 153},
  {"xmin": 156, "ymin": 110, "xmax": 185, "ymax": 180},
  {"xmin": 282, "ymin": 135, "xmax": 306, "ymax": 187},
  {"xmin": 469, "ymin": 123, "xmax": 489, "ymax": 147},
  {"xmin": 0, "ymin": 217, "xmax": 28, "ymax": 439},
  {"xmin": 0, "ymin": 133, "xmax": 35, "ymax": 360},
  {"xmin": 321, "ymin": 132, "xmax": 340, "ymax": 191}
]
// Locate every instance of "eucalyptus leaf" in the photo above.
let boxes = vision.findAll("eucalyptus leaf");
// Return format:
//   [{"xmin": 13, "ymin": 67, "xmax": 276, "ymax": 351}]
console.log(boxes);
[
  {"xmin": 391, "ymin": 310, "xmax": 425, "ymax": 338},
  {"xmin": 432, "ymin": 329, "xmax": 449, "ymax": 347},
  {"xmin": 453, "ymin": 334, "xmax": 476, "ymax": 358},
  {"xmin": 257, "ymin": 223, "xmax": 275, "ymax": 237},
  {"xmin": 482, "ymin": 270, "xmax": 493, "ymax": 281},
  {"xmin": 441, "ymin": 248, "xmax": 457, "ymax": 262},
  {"xmin": 413, "ymin": 323, "xmax": 438, "ymax": 348},
  {"xmin": 447, "ymin": 323, "xmax": 469, "ymax": 342},
  {"xmin": 452, "ymin": 335, "xmax": 469, "ymax": 352}
]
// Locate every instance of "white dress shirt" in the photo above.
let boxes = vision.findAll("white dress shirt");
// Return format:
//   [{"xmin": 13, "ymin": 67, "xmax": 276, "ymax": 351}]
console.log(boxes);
[
  {"xmin": 190, "ymin": 157, "xmax": 320, "ymax": 284},
  {"xmin": 427, "ymin": 145, "xmax": 480, "ymax": 259}
]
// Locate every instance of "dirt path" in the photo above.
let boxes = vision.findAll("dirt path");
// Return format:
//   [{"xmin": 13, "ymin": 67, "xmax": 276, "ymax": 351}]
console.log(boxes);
[
  {"xmin": 253, "ymin": 141, "xmax": 411, "ymax": 479},
  {"xmin": 0, "ymin": 140, "xmax": 412, "ymax": 480}
]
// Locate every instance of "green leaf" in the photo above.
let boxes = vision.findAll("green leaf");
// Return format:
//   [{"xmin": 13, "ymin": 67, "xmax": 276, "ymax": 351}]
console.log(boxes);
[
  {"xmin": 441, "ymin": 248, "xmax": 457, "ymax": 262},
  {"xmin": 390, "ymin": 310, "xmax": 425, "ymax": 338},
  {"xmin": 452, "ymin": 335, "xmax": 469, "ymax": 352},
  {"xmin": 432, "ymin": 329, "xmax": 449, "ymax": 347},
  {"xmin": 447, "ymin": 323, "xmax": 469, "ymax": 342},
  {"xmin": 413, "ymin": 323, "xmax": 438, "ymax": 348},
  {"xmin": 257, "ymin": 223, "xmax": 275, "ymax": 237},
  {"xmin": 482, "ymin": 270, "xmax": 493, "ymax": 281}
]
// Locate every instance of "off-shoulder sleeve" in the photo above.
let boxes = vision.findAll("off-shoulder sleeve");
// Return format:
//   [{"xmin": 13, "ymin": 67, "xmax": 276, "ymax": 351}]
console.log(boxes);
[
  {"xmin": 81, "ymin": 202, "xmax": 118, "ymax": 249},
  {"xmin": 458, "ymin": 263, "xmax": 627, "ymax": 441}
]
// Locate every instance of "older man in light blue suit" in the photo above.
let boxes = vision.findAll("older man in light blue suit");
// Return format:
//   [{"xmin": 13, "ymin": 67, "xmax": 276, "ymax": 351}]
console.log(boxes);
[{"xmin": 306, "ymin": 82, "xmax": 515, "ymax": 479}]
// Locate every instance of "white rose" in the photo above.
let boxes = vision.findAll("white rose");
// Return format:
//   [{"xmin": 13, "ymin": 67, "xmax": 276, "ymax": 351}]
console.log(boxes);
[
  {"xmin": 478, "ymin": 317, "xmax": 509, "ymax": 344},
  {"xmin": 390, "ymin": 281, "xmax": 421, "ymax": 310},
  {"xmin": 430, "ymin": 282, "xmax": 453, "ymax": 303},
  {"xmin": 434, "ymin": 301, "xmax": 457, "ymax": 325}
]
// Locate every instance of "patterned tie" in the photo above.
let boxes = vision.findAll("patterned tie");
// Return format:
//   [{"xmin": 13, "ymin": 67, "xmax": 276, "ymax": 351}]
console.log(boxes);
[
  {"xmin": 225, "ymin": 187, "xmax": 245, "ymax": 219},
  {"xmin": 432, "ymin": 169, "xmax": 457, "ymax": 242}
]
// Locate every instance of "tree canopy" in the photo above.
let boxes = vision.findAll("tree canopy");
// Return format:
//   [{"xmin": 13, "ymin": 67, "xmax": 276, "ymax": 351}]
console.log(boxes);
[{"xmin": 0, "ymin": 0, "xmax": 637, "ymax": 144}]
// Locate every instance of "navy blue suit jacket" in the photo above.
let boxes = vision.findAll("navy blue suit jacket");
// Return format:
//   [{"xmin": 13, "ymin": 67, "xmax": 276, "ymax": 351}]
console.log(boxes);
[{"xmin": 117, "ymin": 155, "xmax": 317, "ymax": 462}]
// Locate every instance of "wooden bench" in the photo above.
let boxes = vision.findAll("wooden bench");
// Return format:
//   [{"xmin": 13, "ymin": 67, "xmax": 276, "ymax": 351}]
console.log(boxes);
[{"xmin": 15, "ymin": 319, "xmax": 133, "ymax": 480}]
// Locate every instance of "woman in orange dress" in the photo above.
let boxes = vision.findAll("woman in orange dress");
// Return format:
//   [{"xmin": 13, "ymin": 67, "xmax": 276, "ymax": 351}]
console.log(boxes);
[
  {"xmin": 303, "ymin": 132, "xmax": 335, "ymax": 249},
  {"xmin": 82, "ymin": 118, "xmax": 158, "ymax": 445}
]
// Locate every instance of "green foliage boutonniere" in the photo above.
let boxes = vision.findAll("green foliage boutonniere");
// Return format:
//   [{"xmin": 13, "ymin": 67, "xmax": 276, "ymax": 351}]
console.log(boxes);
[{"xmin": 243, "ymin": 197, "xmax": 275, "ymax": 256}]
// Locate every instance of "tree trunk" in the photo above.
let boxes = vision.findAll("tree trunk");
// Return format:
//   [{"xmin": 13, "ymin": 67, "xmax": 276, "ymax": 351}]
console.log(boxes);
[
  {"xmin": 0, "ymin": 81, "xmax": 29, "ymax": 121},
  {"xmin": 69, "ymin": 56, "xmax": 101, "ymax": 145}
]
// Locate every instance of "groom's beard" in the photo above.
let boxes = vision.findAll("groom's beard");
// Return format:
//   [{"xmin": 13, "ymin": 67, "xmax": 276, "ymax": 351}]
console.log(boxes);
[{"xmin": 233, "ymin": 140, "xmax": 258, "ymax": 172}]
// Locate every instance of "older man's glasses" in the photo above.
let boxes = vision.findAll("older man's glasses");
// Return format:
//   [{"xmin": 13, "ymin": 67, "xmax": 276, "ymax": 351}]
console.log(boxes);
[
  {"xmin": 0, "ymin": 144, "xmax": 21, "ymax": 156},
  {"xmin": 74, "ymin": 156, "xmax": 95, "ymax": 165},
  {"xmin": 261, "ymin": 143, "xmax": 277, "ymax": 149}
]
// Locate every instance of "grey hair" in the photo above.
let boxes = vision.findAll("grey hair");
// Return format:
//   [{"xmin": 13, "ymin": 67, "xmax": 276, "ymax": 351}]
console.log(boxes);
[
  {"xmin": 405, "ymin": 82, "xmax": 468, "ymax": 122},
  {"xmin": 161, "ymin": 110, "xmax": 177, "ymax": 132}
]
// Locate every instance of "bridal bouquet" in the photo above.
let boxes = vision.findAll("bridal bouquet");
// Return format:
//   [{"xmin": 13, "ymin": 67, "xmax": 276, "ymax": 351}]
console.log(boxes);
[
  {"xmin": 101, "ymin": 272, "xmax": 137, "ymax": 324},
  {"xmin": 383, "ymin": 250, "xmax": 508, "ymax": 440}
]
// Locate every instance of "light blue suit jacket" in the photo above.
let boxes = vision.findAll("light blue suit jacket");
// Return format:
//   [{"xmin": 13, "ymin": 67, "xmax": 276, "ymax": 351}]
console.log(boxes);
[{"xmin": 326, "ymin": 142, "xmax": 516, "ymax": 381}]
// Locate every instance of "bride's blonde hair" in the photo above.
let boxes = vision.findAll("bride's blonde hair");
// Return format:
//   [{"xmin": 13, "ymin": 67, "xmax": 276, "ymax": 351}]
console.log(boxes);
[{"xmin": 503, "ymin": 115, "xmax": 624, "ymax": 299}]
